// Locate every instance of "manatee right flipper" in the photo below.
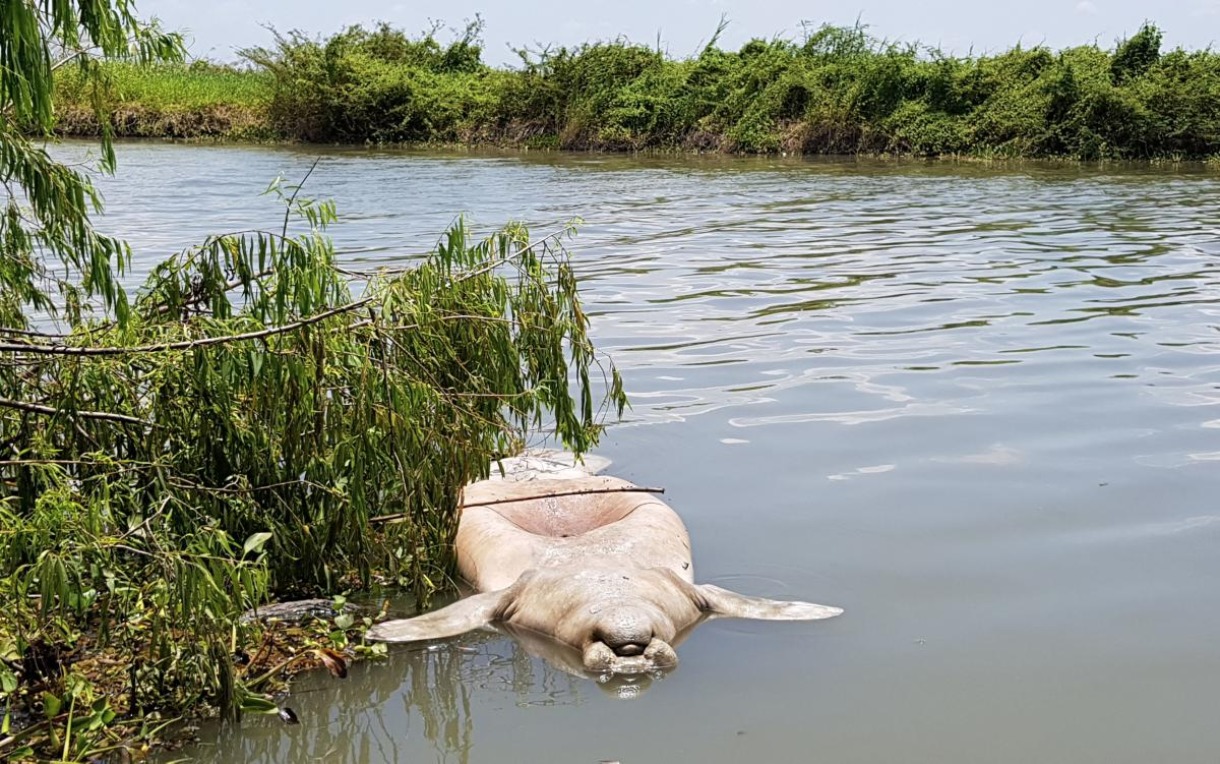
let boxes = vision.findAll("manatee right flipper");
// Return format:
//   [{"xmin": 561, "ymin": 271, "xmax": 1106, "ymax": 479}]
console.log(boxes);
[
  {"xmin": 366, "ymin": 590, "xmax": 505, "ymax": 642},
  {"xmin": 697, "ymin": 584, "xmax": 843, "ymax": 621}
]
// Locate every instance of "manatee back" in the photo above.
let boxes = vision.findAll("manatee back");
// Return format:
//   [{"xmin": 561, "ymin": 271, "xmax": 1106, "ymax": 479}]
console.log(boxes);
[
  {"xmin": 485, "ymin": 449, "xmax": 612, "ymax": 482},
  {"xmin": 457, "ymin": 474, "xmax": 693, "ymax": 590},
  {"xmin": 464, "ymin": 475, "xmax": 649, "ymax": 538}
]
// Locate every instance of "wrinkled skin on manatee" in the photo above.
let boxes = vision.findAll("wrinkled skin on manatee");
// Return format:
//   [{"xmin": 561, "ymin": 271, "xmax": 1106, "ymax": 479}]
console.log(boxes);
[{"xmin": 367, "ymin": 461, "xmax": 842, "ymax": 678}]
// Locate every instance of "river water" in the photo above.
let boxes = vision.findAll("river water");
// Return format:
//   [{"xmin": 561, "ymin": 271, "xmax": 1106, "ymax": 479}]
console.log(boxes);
[{"xmin": 73, "ymin": 143, "xmax": 1220, "ymax": 763}]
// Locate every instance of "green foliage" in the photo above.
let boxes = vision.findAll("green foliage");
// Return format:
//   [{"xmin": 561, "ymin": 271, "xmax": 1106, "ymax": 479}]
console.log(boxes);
[
  {"xmin": 1, "ymin": 0, "xmax": 182, "ymax": 329},
  {"xmin": 1, "ymin": 4, "xmax": 626, "ymax": 759},
  {"xmin": 55, "ymin": 61, "xmax": 271, "ymax": 108},
  {"xmin": 51, "ymin": 60, "xmax": 275, "ymax": 140},
  {"xmin": 241, "ymin": 20, "xmax": 500, "ymax": 143},
  {"xmin": 1112, "ymin": 23, "xmax": 1162, "ymax": 83},
  {"xmin": 0, "ymin": 186, "xmax": 626, "ymax": 757},
  {"xmin": 45, "ymin": 19, "xmax": 1220, "ymax": 159}
]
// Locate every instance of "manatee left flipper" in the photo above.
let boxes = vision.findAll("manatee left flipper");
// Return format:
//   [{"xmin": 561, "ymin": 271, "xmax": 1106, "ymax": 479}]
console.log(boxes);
[
  {"xmin": 366, "ymin": 590, "xmax": 505, "ymax": 642},
  {"xmin": 697, "ymin": 584, "xmax": 843, "ymax": 621}
]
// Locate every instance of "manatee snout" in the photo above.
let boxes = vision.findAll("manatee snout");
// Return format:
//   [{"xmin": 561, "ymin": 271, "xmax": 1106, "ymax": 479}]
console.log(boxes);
[
  {"xmin": 583, "ymin": 637, "xmax": 678, "ymax": 675},
  {"xmin": 597, "ymin": 625, "xmax": 653, "ymax": 657},
  {"xmin": 594, "ymin": 606, "xmax": 662, "ymax": 656},
  {"xmin": 582, "ymin": 603, "xmax": 682, "ymax": 674}
]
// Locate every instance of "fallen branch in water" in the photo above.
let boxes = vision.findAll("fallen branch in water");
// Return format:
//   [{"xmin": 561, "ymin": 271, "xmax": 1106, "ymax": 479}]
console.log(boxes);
[
  {"xmin": 368, "ymin": 485, "xmax": 666, "ymax": 525},
  {"xmin": 0, "ymin": 228, "xmax": 571, "ymax": 359}
]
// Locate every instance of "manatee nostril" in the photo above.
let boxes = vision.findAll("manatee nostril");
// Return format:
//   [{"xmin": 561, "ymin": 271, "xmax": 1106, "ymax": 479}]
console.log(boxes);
[
  {"xmin": 601, "ymin": 632, "xmax": 652, "ymax": 656},
  {"xmin": 596, "ymin": 609, "xmax": 655, "ymax": 656}
]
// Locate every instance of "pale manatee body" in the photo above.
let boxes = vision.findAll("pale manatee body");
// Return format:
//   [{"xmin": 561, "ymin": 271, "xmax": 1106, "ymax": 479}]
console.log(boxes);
[{"xmin": 367, "ymin": 452, "xmax": 842, "ymax": 676}]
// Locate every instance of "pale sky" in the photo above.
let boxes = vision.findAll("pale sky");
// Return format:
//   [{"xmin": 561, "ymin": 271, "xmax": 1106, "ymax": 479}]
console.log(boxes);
[{"xmin": 139, "ymin": 0, "xmax": 1219, "ymax": 66}]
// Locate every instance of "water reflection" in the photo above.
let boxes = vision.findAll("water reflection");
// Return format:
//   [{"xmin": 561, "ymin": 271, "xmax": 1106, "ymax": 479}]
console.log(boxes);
[
  {"xmin": 187, "ymin": 613, "xmax": 722, "ymax": 762},
  {"xmin": 498, "ymin": 622, "xmax": 689, "ymax": 700},
  {"xmin": 80, "ymin": 144, "xmax": 1220, "ymax": 763},
  {"xmin": 191, "ymin": 629, "xmax": 589, "ymax": 764}
]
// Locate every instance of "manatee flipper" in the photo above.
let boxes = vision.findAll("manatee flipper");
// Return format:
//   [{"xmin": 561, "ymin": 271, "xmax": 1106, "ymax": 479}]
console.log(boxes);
[
  {"xmin": 366, "ymin": 591, "xmax": 505, "ymax": 642},
  {"xmin": 697, "ymin": 584, "xmax": 843, "ymax": 621}
]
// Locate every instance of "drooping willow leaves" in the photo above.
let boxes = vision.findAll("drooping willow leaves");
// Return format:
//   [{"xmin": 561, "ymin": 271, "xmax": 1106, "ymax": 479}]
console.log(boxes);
[
  {"xmin": 1, "ymin": 0, "xmax": 182, "ymax": 329},
  {"xmin": 0, "ymin": 184, "xmax": 627, "ymax": 732},
  {"xmin": 0, "ymin": 3, "xmax": 626, "ymax": 751}
]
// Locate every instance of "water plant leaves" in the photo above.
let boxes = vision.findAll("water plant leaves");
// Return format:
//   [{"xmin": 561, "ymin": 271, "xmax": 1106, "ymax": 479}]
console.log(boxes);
[
  {"xmin": 239, "ymin": 694, "xmax": 279, "ymax": 715},
  {"xmin": 42, "ymin": 692, "xmax": 62, "ymax": 719}
]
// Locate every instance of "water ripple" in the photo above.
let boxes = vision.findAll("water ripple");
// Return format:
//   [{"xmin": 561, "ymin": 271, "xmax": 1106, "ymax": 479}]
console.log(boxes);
[{"xmin": 81, "ymin": 144, "xmax": 1220, "ymax": 764}]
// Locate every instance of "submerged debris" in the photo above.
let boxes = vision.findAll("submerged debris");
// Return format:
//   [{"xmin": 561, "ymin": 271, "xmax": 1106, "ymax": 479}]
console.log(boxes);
[{"xmin": 239, "ymin": 599, "xmax": 362, "ymax": 625}]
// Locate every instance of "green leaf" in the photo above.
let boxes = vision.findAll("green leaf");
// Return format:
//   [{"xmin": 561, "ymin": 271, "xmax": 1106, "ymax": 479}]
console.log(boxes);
[
  {"xmin": 42, "ymin": 691, "xmax": 62, "ymax": 719},
  {"xmin": 243, "ymin": 532, "xmax": 274, "ymax": 556},
  {"xmin": 239, "ymin": 694, "xmax": 280, "ymax": 715},
  {"xmin": 0, "ymin": 665, "xmax": 16, "ymax": 694}
]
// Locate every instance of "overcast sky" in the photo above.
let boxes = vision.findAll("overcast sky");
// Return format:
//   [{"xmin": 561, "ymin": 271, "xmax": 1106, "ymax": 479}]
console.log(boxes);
[{"xmin": 138, "ymin": 0, "xmax": 1219, "ymax": 65}]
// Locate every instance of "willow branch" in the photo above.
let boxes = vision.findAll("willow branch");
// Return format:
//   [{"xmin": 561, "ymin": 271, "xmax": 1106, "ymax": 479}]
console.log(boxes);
[
  {"xmin": 0, "ymin": 296, "xmax": 375, "ymax": 356},
  {"xmin": 282, "ymin": 158, "xmax": 321, "ymax": 239},
  {"xmin": 0, "ymin": 398, "xmax": 151, "ymax": 426},
  {"xmin": 0, "ymin": 224, "xmax": 572, "ymax": 358}
]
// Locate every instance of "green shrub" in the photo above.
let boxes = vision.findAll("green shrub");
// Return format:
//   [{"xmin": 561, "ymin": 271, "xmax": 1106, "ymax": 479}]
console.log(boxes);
[{"xmin": 48, "ymin": 19, "xmax": 1220, "ymax": 159}]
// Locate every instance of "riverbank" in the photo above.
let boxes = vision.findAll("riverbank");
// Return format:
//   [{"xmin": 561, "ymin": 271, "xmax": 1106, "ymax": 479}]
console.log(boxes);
[{"xmin": 51, "ymin": 22, "xmax": 1220, "ymax": 160}]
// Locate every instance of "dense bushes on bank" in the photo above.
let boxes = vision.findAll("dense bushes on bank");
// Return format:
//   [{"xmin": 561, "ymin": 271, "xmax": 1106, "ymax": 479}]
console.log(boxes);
[{"xmin": 53, "ymin": 20, "xmax": 1220, "ymax": 160}]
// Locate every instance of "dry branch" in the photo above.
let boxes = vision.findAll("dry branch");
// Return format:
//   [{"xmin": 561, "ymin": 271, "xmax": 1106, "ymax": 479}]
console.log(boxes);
[
  {"xmin": 368, "ymin": 485, "xmax": 666, "ymax": 525},
  {"xmin": 0, "ymin": 397, "xmax": 151, "ymax": 426}
]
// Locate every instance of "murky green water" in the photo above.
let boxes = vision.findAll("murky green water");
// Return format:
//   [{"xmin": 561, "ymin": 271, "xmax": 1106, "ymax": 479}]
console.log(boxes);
[{"xmin": 74, "ymin": 143, "xmax": 1220, "ymax": 763}]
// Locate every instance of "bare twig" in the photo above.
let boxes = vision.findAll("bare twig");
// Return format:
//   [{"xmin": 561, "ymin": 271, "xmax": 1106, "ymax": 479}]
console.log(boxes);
[
  {"xmin": 368, "ymin": 485, "xmax": 666, "ymax": 525},
  {"xmin": 282, "ymin": 158, "xmax": 322, "ymax": 240}
]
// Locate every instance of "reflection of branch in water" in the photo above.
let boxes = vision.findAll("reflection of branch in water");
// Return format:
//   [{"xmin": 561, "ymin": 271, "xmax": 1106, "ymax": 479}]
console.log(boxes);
[
  {"xmin": 405, "ymin": 636, "xmax": 475, "ymax": 763},
  {"xmin": 401, "ymin": 628, "xmax": 591, "ymax": 760},
  {"xmin": 171, "ymin": 627, "xmax": 592, "ymax": 763}
]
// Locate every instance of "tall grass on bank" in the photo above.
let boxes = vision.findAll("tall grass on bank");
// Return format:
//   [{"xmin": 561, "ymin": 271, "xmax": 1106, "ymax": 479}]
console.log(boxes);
[
  {"xmin": 54, "ymin": 21, "xmax": 1220, "ymax": 160},
  {"xmin": 54, "ymin": 61, "xmax": 274, "ymax": 139}
]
